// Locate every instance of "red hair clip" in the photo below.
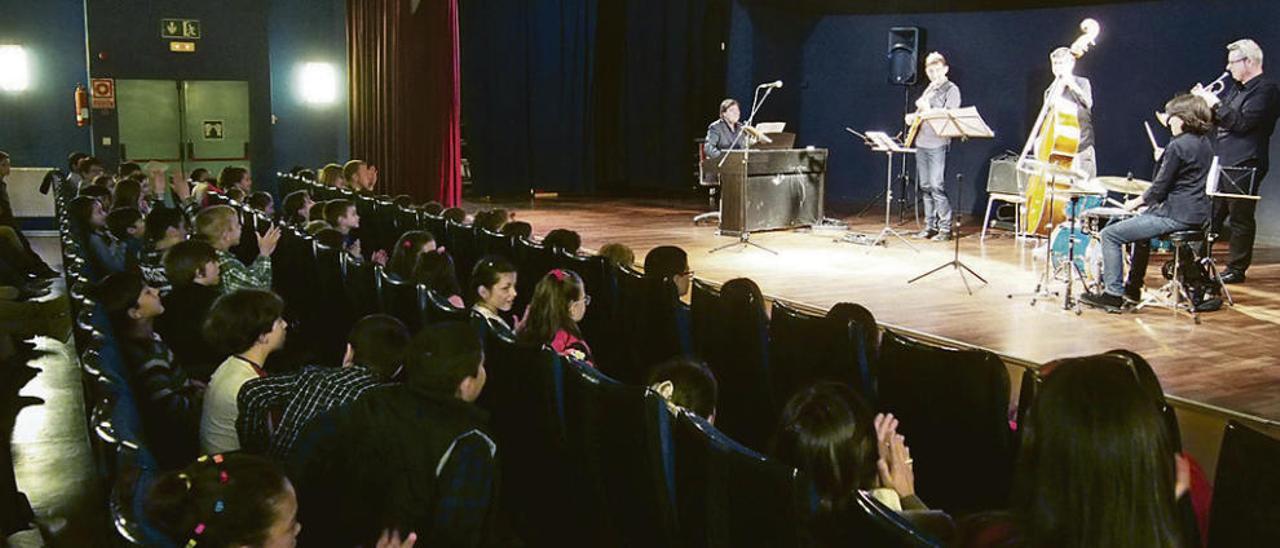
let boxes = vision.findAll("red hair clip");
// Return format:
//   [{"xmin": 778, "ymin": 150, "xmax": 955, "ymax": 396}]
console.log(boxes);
[{"xmin": 550, "ymin": 269, "xmax": 567, "ymax": 282}]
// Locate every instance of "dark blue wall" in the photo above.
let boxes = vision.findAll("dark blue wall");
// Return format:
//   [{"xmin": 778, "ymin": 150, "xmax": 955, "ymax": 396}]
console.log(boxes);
[
  {"xmin": 0, "ymin": 0, "xmax": 347, "ymax": 197},
  {"xmin": 0, "ymin": 0, "xmax": 91, "ymax": 170},
  {"xmin": 268, "ymin": 0, "xmax": 349, "ymax": 175},
  {"xmin": 727, "ymin": 0, "xmax": 1280, "ymax": 243}
]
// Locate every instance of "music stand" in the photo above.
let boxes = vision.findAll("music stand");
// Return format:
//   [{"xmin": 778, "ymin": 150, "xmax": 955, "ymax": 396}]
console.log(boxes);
[
  {"xmin": 1205, "ymin": 156, "xmax": 1260, "ymax": 306},
  {"xmin": 906, "ymin": 107, "xmax": 996, "ymax": 293},
  {"xmin": 855, "ymin": 129, "xmax": 919, "ymax": 252}
]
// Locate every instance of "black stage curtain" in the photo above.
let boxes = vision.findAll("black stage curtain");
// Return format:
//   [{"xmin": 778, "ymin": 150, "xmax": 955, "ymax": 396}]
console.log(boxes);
[{"xmin": 461, "ymin": 0, "xmax": 730, "ymax": 196}]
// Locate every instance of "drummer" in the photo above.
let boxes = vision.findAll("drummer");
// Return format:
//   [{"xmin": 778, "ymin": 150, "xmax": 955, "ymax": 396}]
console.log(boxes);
[{"xmin": 1081, "ymin": 93, "xmax": 1213, "ymax": 311}]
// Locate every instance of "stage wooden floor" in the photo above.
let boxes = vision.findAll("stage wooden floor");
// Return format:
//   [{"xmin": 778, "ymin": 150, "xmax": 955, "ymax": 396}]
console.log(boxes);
[{"xmin": 474, "ymin": 197, "xmax": 1280, "ymax": 424}]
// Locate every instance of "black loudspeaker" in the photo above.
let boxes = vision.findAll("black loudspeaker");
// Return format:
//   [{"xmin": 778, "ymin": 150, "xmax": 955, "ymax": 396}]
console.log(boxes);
[{"xmin": 887, "ymin": 27, "xmax": 921, "ymax": 86}]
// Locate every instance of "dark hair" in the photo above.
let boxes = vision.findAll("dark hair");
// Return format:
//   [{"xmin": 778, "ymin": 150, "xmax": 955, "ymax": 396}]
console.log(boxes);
[
  {"xmin": 203, "ymin": 289, "xmax": 284, "ymax": 355},
  {"xmin": 118, "ymin": 162, "xmax": 142, "ymax": 179},
  {"xmin": 296, "ymin": 168, "xmax": 315, "ymax": 181},
  {"xmin": 78, "ymin": 156, "xmax": 103, "ymax": 173},
  {"xmin": 225, "ymin": 188, "xmax": 246, "ymax": 203},
  {"xmin": 405, "ymin": 322, "xmax": 484, "ymax": 396},
  {"xmin": 501, "ymin": 221, "xmax": 533, "ymax": 240},
  {"xmin": 1014, "ymin": 354, "xmax": 1182, "ymax": 548},
  {"xmin": 189, "ymin": 168, "xmax": 210, "ymax": 183},
  {"xmin": 598, "ymin": 242, "xmax": 634, "ymax": 267},
  {"xmin": 647, "ymin": 357, "xmax": 718, "ymax": 419},
  {"xmin": 348, "ymin": 314, "xmax": 411, "ymax": 379},
  {"xmin": 111, "ymin": 178, "xmax": 143, "ymax": 211},
  {"xmin": 106, "ymin": 207, "xmax": 144, "ymax": 241},
  {"xmin": 314, "ymin": 227, "xmax": 346, "ymax": 249},
  {"xmin": 719, "ymin": 98, "xmax": 740, "ymax": 116},
  {"xmin": 721, "ymin": 277, "xmax": 766, "ymax": 323},
  {"xmin": 1165, "ymin": 93, "xmax": 1213, "ymax": 135},
  {"xmin": 144, "ymin": 207, "xmax": 186, "ymax": 242},
  {"xmin": 644, "ymin": 245, "xmax": 689, "ymax": 280},
  {"xmin": 81, "ymin": 184, "xmax": 113, "ymax": 209},
  {"xmin": 772, "ymin": 382, "xmax": 878, "ymax": 511},
  {"xmin": 516, "ymin": 269, "xmax": 585, "ymax": 347},
  {"xmin": 67, "ymin": 195, "xmax": 103, "ymax": 239},
  {"xmin": 324, "ymin": 199, "xmax": 354, "ymax": 227},
  {"xmin": 218, "ymin": 166, "xmax": 249, "ymax": 190},
  {"xmin": 164, "ymin": 239, "xmax": 219, "ymax": 286},
  {"xmin": 542, "ymin": 228, "xmax": 581, "ymax": 254},
  {"xmin": 422, "ymin": 201, "xmax": 444, "ymax": 216},
  {"xmin": 281, "ymin": 190, "xmax": 310, "ymax": 225},
  {"xmin": 468, "ymin": 255, "xmax": 517, "ymax": 305},
  {"xmin": 441, "ymin": 207, "xmax": 466, "ymax": 224},
  {"xmin": 308, "ymin": 202, "xmax": 327, "ymax": 222},
  {"xmin": 392, "ymin": 194, "xmax": 413, "ymax": 208},
  {"xmin": 474, "ymin": 209, "xmax": 508, "ymax": 233},
  {"xmin": 67, "ymin": 151, "xmax": 88, "ymax": 170},
  {"xmin": 145, "ymin": 453, "xmax": 292, "ymax": 547},
  {"xmin": 248, "ymin": 191, "xmax": 273, "ymax": 213},
  {"xmin": 88, "ymin": 268, "xmax": 146, "ymax": 327},
  {"xmin": 413, "ymin": 250, "xmax": 462, "ymax": 297},
  {"xmin": 387, "ymin": 230, "xmax": 437, "ymax": 280}
]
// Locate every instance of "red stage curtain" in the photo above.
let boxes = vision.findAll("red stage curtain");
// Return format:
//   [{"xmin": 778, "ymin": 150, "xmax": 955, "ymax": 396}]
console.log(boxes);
[{"xmin": 347, "ymin": 0, "xmax": 461, "ymax": 205}]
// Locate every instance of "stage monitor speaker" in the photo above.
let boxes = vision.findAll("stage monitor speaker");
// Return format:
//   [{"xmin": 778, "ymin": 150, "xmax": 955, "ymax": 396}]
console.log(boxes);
[
  {"xmin": 887, "ymin": 27, "xmax": 921, "ymax": 86},
  {"xmin": 986, "ymin": 154, "xmax": 1027, "ymax": 195}
]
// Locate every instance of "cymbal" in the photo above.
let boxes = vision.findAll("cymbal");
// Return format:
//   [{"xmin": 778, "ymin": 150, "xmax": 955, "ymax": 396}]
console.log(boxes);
[{"xmin": 1093, "ymin": 176, "xmax": 1152, "ymax": 195}]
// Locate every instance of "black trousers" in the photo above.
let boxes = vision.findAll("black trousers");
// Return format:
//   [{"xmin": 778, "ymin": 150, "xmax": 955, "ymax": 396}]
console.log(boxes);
[{"xmin": 1211, "ymin": 161, "xmax": 1264, "ymax": 273}]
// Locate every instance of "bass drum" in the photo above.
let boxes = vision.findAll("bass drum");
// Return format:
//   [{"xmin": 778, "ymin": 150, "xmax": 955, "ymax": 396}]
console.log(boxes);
[{"xmin": 1049, "ymin": 225, "xmax": 1104, "ymax": 292}]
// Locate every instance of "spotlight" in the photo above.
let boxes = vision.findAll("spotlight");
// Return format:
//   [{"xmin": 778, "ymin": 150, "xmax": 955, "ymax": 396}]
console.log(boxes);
[
  {"xmin": 297, "ymin": 62, "xmax": 337, "ymax": 105},
  {"xmin": 0, "ymin": 45, "xmax": 31, "ymax": 92}
]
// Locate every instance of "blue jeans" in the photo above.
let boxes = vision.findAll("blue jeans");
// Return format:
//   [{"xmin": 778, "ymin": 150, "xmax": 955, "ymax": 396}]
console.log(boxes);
[
  {"xmin": 1098, "ymin": 213, "xmax": 1191, "ymax": 297},
  {"xmin": 916, "ymin": 146, "xmax": 950, "ymax": 232}
]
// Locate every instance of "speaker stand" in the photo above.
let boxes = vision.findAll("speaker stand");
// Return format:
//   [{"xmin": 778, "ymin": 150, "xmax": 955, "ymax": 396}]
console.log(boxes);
[{"xmin": 908, "ymin": 174, "xmax": 988, "ymax": 294}]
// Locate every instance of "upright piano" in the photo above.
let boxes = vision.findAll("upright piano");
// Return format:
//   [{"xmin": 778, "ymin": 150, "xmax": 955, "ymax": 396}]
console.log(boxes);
[{"xmin": 702, "ymin": 148, "xmax": 828, "ymax": 236}]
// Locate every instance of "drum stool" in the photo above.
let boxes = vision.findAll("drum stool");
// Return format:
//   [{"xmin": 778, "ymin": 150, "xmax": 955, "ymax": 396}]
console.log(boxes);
[{"xmin": 1136, "ymin": 229, "xmax": 1205, "ymax": 324}]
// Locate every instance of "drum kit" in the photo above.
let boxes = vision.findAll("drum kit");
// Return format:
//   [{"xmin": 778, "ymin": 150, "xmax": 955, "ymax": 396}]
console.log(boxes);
[{"xmin": 1031, "ymin": 175, "xmax": 1150, "ymax": 311}]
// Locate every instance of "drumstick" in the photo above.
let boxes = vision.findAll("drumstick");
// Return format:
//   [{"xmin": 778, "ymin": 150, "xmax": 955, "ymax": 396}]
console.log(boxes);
[{"xmin": 1144, "ymin": 121, "xmax": 1161, "ymax": 151}]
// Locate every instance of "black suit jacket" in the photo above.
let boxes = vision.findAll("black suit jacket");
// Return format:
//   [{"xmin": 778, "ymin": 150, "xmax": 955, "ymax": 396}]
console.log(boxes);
[
  {"xmin": 1214, "ymin": 76, "xmax": 1280, "ymax": 179},
  {"xmin": 703, "ymin": 118, "xmax": 748, "ymax": 160},
  {"xmin": 1144, "ymin": 133, "xmax": 1213, "ymax": 226}
]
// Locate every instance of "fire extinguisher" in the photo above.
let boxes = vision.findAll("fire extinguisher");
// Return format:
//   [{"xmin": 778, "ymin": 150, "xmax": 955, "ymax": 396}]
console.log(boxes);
[{"xmin": 75, "ymin": 84, "xmax": 90, "ymax": 127}]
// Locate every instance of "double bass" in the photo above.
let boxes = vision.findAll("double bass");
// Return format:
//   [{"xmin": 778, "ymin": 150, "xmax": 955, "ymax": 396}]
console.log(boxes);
[{"xmin": 1019, "ymin": 19, "xmax": 1101, "ymax": 236}]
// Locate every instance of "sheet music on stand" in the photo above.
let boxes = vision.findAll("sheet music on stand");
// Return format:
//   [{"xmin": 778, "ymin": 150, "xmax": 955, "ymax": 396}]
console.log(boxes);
[
  {"xmin": 1207, "ymin": 156, "xmax": 1262, "ymax": 201},
  {"xmin": 864, "ymin": 131, "xmax": 915, "ymax": 153},
  {"xmin": 906, "ymin": 106, "xmax": 995, "ymax": 147}
]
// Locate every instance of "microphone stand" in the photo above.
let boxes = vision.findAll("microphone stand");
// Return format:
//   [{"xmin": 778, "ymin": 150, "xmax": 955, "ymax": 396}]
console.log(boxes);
[
  {"xmin": 710, "ymin": 82, "xmax": 779, "ymax": 255},
  {"xmin": 908, "ymin": 174, "xmax": 989, "ymax": 294}
]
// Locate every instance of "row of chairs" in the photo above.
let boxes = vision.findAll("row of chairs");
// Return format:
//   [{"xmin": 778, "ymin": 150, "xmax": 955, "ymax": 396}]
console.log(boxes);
[
  {"xmin": 55, "ymin": 179, "xmax": 173, "ymax": 545},
  {"xmin": 279, "ymin": 173, "xmax": 1015, "ymax": 515}
]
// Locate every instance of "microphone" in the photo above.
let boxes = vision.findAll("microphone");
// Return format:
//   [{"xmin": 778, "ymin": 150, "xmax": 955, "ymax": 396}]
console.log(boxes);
[{"xmin": 758, "ymin": 80, "xmax": 783, "ymax": 89}]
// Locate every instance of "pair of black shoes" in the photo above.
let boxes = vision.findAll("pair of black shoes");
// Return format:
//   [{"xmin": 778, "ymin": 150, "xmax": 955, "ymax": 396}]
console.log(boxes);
[
  {"xmin": 1219, "ymin": 269, "xmax": 1246, "ymax": 284},
  {"xmin": 1081, "ymin": 286, "xmax": 1142, "ymax": 313}
]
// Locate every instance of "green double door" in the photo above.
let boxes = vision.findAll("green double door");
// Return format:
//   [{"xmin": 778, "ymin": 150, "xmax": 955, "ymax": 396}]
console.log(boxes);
[{"xmin": 115, "ymin": 79, "xmax": 251, "ymax": 181}]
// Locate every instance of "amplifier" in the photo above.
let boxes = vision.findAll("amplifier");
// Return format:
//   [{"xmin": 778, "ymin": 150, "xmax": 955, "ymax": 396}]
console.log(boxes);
[{"xmin": 986, "ymin": 155, "xmax": 1027, "ymax": 195}]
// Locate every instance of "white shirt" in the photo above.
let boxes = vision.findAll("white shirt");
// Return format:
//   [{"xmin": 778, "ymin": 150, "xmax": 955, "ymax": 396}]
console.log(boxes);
[{"xmin": 200, "ymin": 355, "xmax": 260, "ymax": 454}]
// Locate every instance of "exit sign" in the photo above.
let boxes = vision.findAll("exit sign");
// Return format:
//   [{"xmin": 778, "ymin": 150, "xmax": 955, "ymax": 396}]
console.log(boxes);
[{"xmin": 161, "ymin": 18, "xmax": 202, "ymax": 40}]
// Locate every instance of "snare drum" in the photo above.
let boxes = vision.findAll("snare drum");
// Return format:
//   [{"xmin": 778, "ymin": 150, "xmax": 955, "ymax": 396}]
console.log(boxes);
[{"xmin": 1081, "ymin": 206, "xmax": 1137, "ymax": 234}]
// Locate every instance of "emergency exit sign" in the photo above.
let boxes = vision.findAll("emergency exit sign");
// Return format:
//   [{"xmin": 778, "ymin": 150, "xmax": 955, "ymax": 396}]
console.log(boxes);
[{"xmin": 161, "ymin": 18, "xmax": 201, "ymax": 40}]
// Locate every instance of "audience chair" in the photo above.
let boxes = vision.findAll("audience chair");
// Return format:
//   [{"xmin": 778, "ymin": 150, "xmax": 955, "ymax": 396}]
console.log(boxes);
[
  {"xmin": 473, "ymin": 334, "xmax": 577, "ymax": 546},
  {"xmin": 672, "ymin": 411, "xmax": 814, "ymax": 547},
  {"xmin": 1207, "ymin": 420, "xmax": 1280, "ymax": 548},
  {"xmin": 552, "ymin": 251, "xmax": 622, "ymax": 372},
  {"xmin": 561, "ymin": 361, "xmax": 677, "ymax": 546},
  {"xmin": 423, "ymin": 289, "xmax": 470, "ymax": 325},
  {"xmin": 513, "ymin": 237, "xmax": 554, "ymax": 314},
  {"xmin": 343, "ymin": 257, "xmax": 382, "ymax": 320},
  {"xmin": 376, "ymin": 266, "xmax": 427, "ymax": 333},
  {"xmin": 877, "ymin": 330, "xmax": 1013, "ymax": 515},
  {"xmin": 768, "ymin": 301, "xmax": 873, "ymax": 407},
  {"xmin": 443, "ymin": 220, "xmax": 480, "ymax": 282},
  {"xmin": 615, "ymin": 266, "xmax": 688, "ymax": 385},
  {"xmin": 690, "ymin": 279, "xmax": 775, "ymax": 451},
  {"xmin": 476, "ymin": 227, "xmax": 517, "ymax": 263},
  {"xmin": 822, "ymin": 490, "xmax": 944, "ymax": 547}
]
